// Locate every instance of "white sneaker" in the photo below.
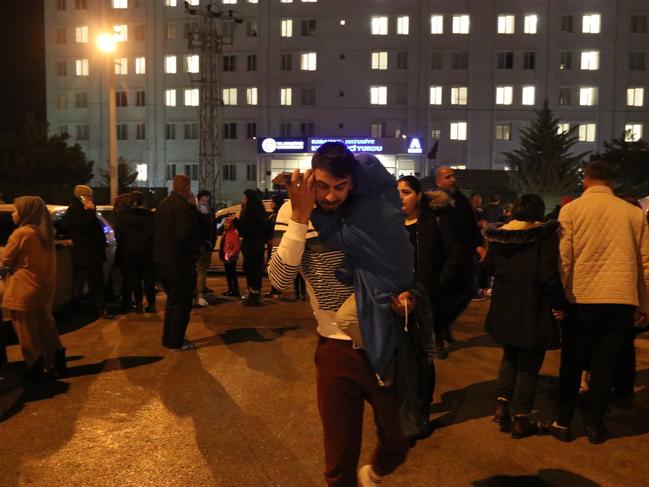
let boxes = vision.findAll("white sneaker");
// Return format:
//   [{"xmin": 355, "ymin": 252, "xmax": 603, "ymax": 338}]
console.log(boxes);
[
  {"xmin": 196, "ymin": 297, "xmax": 209, "ymax": 307},
  {"xmin": 358, "ymin": 465, "xmax": 382, "ymax": 486}
]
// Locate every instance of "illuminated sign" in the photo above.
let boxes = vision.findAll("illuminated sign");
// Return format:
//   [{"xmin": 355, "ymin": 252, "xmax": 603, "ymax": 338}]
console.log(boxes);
[
  {"xmin": 257, "ymin": 137, "xmax": 307, "ymax": 154},
  {"xmin": 407, "ymin": 137, "xmax": 423, "ymax": 154},
  {"xmin": 309, "ymin": 138, "xmax": 384, "ymax": 153}
]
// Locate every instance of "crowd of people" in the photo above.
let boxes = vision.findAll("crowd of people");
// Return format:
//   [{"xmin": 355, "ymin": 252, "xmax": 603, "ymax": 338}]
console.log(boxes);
[{"xmin": 1, "ymin": 145, "xmax": 648, "ymax": 486}]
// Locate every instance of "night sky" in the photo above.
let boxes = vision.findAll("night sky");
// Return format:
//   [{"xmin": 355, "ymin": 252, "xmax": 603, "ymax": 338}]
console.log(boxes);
[{"xmin": 0, "ymin": 0, "xmax": 46, "ymax": 133}]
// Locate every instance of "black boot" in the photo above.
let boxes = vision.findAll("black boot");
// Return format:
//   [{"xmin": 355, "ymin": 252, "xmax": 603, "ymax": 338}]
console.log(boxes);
[
  {"xmin": 493, "ymin": 399, "xmax": 511, "ymax": 432},
  {"xmin": 53, "ymin": 348, "xmax": 68, "ymax": 376},
  {"xmin": 24, "ymin": 357, "xmax": 48, "ymax": 382},
  {"xmin": 511, "ymin": 414, "xmax": 538, "ymax": 439},
  {"xmin": 242, "ymin": 292, "xmax": 261, "ymax": 307}
]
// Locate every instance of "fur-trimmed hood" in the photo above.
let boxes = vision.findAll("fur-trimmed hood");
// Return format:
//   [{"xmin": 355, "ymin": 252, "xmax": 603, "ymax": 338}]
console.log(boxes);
[
  {"xmin": 424, "ymin": 190, "xmax": 455, "ymax": 211},
  {"xmin": 485, "ymin": 219, "xmax": 560, "ymax": 245}
]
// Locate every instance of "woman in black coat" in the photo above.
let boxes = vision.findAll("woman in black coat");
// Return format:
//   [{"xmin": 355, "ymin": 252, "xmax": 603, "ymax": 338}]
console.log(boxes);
[
  {"xmin": 236, "ymin": 189, "xmax": 267, "ymax": 306},
  {"xmin": 483, "ymin": 194, "xmax": 568, "ymax": 438}
]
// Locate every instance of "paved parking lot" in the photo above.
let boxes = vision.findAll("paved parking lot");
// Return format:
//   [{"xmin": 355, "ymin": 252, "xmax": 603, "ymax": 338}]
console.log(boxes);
[{"xmin": 1, "ymin": 277, "xmax": 648, "ymax": 486}]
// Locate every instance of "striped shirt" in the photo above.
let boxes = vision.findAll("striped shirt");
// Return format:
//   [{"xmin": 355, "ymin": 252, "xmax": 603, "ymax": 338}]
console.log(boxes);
[{"xmin": 268, "ymin": 200, "xmax": 353, "ymax": 340}]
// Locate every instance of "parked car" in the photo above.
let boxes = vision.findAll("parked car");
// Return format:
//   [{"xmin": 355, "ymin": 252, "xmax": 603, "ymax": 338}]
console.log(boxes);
[{"xmin": 0, "ymin": 204, "xmax": 116, "ymax": 315}]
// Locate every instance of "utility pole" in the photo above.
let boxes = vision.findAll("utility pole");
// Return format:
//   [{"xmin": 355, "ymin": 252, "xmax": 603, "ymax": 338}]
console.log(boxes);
[{"xmin": 185, "ymin": 2, "xmax": 243, "ymax": 204}]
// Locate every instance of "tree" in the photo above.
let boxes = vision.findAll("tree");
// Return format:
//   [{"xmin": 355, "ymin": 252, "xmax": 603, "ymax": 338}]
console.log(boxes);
[
  {"xmin": 590, "ymin": 134, "xmax": 649, "ymax": 196},
  {"xmin": 0, "ymin": 115, "xmax": 94, "ymax": 202},
  {"xmin": 504, "ymin": 100, "xmax": 588, "ymax": 194},
  {"xmin": 99, "ymin": 157, "xmax": 139, "ymax": 193}
]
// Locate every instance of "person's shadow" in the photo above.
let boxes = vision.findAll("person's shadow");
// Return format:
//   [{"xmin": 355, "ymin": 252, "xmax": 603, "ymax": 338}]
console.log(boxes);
[{"xmin": 472, "ymin": 468, "xmax": 600, "ymax": 486}]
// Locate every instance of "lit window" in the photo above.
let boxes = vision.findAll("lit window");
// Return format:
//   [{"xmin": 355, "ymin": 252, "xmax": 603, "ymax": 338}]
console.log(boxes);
[
  {"xmin": 397, "ymin": 16, "xmax": 409, "ymax": 35},
  {"xmin": 522, "ymin": 86, "xmax": 535, "ymax": 105},
  {"xmin": 497, "ymin": 15, "xmax": 515, "ymax": 34},
  {"xmin": 135, "ymin": 56, "xmax": 146, "ymax": 74},
  {"xmin": 583, "ymin": 14, "xmax": 601, "ymax": 34},
  {"xmin": 625, "ymin": 124, "xmax": 643, "ymax": 141},
  {"xmin": 112, "ymin": 0, "xmax": 127, "ymax": 8},
  {"xmin": 557, "ymin": 123, "xmax": 570, "ymax": 135},
  {"xmin": 115, "ymin": 57, "xmax": 128, "ymax": 75},
  {"xmin": 580, "ymin": 50, "xmax": 600, "ymax": 70},
  {"xmin": 524, "ymin": 14, "xmax": 538, "ymax": 34},
  {"xmin": 627, "ymin": 88, "xmax": 645, "ymax": 107},
  {"xmin": 184, "ymin": 89, "xmax": 199, "ymax": 106},
  {"xmin": 370, "ymin": 86, "xmax": 387, "ymax": 105},
  {"xmin": 451, "ymin": 87, "xmax": 468, "ymax": 105},
  {"xmin": 248, "ymin": 0, "xmax": 259, "ymax": 3},
  {"xmin": 186, "ymin": 0, "xmax": 198, "ymax": 4},
  {"xmin": 579, "ymin": 87, "xmax": 597, "ymax": 106},
  {"xmin": 430, "ymin": 15, "xmax": 444, "ymax": 34},
  {"xmin": 165, "ymin": 55, "xmax": 177, "ymax": 73},
  {"xmin": 452, "ymin": 15, "xmax": 470, "ymax": 34},
  {"xmin": 496, "ymin": 86, "xmax": 513, "ymax": 105},
  {"xmin": 280, "ymin": 0, "xmax": 292, "ymax": 2},
  {"xmin": 246, "ymin": 87, "xmax": 258, "ymax": 105},
  {"xmin": 165, "ymin": 0, "xmax": 177, "ymax": 6},
  {"xmin": 223, "ymin": 88, "xmax": 237, "ymax": 105},
  {"xmin": 371, "ymin": 51, "xmax": 388, "ymax": 70},
  {"xmin": 185, "ymin": 54, "xmax": 199, "ymax": 73},
  {"xmin": 495, "ymin": 123, "xmax": 511, "ymax": 140},
  {"xmin": 340, "ymin": 20, "xmax": 346, "ymax": 26},
  {"xmin": 114, "ymin": 24, "xmax": 127, "ymax": 42},
  {"xmin": 450, "ymin": 122, "xmax": 467, "ymax": 140},
  {"xmin": 223, "ymin": 0, "xmax": 237, "ymax": 3},
  {"xmin": 301, "ymin": 0, "xmax": 317, "ymax": 2},
  {"xmin": 280, "ymin": 88, "xmax": 292, "ymax": 106},
  {"xmin": 136, "ymin": 164, "xmax": 147, "ymax": 182},
  {"xmin": 429, "ymin": 86, "xmax": 442, "ymax": 105},
  {"xmin": 300, "ymin": 52, "xmax": 317, "ymax": 70},
  {"xmin": 578, "ymin": 123, "xmax": 596, "ymax": 142},
  {"xmin": 75, "ymin": 26, "xmax": 88, "ymax": 43},
  {"xmin": 371, "ymin": 16, "xmax": 388, "ymax": 35},
  {"xmin": 165, "ymin": 89, "xmax": 176, "ymax": 106},
  {"xmin": 281, "ymin": 19, "xmax": 293, "ymax": 37},
  {"xmin": 75, "ymin": 59, "xmax": 89, "ymax": 76}
]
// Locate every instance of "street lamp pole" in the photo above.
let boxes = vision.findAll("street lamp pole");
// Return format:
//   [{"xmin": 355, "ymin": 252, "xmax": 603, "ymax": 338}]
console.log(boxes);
[{"xmin": 97, "ymin": 33, "xmax": 118, "ymax": 204}]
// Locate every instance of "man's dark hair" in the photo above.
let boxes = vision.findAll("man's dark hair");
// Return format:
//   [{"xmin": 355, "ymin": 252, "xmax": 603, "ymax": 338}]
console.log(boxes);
[
  {"xmin": 584, "ymin": 160, "xmax": 616, "ymax": 182},
  {"xmin": 489, "ymin": 194, "xmax": 501, "ymax": 204},
  {"xmin": 311, "ymin": 142, "xmax": 359, "ymax": 179},
  {"xmin": 196, "ymin": 190, "xmax": 212, "ymax": 201},
  {"xmin": 397, "ymin": 175, "xmax": 422, "ymax": 194},
  {"xmin": 511, "ymin": 194, "xmax": 546, "ymax": 222},
  {"xmin": 131, "ymin": 191, "xmax": 145, "ymax": 207}
]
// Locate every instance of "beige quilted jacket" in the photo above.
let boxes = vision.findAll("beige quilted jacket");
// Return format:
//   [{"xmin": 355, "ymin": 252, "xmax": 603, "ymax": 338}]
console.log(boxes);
[{"xmin": 559, "ymin": 185, "xmax": 649, "ymax": 312}]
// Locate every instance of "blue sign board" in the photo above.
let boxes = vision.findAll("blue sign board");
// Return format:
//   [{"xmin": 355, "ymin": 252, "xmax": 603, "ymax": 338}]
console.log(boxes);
[{"xmin": 309, "ymin": 138, "xmax": 384, "ymax": 153}]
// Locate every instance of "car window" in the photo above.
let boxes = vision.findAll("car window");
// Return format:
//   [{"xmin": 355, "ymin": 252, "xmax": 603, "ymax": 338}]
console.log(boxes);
[
  {"xmin": 0, "ymin": 211, "xmax": 16, "ymax": 246},
  {"xmin": 52, "ymin": 211, "xmax": 70, "ymax": 239}
]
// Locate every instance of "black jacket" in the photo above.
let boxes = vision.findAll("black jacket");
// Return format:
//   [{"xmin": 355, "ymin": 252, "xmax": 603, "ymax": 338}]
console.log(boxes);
[
  {"xmin": 198, "ymin": 211, "xmax": 217, "ymax": 251},
  {"xmin": 114, "ymin": 207, "xmax": 154, "ymax": 258},
  {"xmin": 443, "ymin": 189, "xmax": 484, "ymax": 249},
  {"xmin": 153, "ymin": 192, "xmax": 200, "ymax": 270},
  {"xmin": 483, "ymin": 220, "xmax": 568, "ymax": 350},
  {"xmin": 64, "ymin": 198, "xmax": 106, "ymax": 266}
]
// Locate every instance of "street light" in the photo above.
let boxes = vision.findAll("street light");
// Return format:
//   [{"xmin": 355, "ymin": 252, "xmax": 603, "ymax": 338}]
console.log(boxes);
[{"xmin": 97, "ymin": 33, "xmax": 118, "ymax": 204}]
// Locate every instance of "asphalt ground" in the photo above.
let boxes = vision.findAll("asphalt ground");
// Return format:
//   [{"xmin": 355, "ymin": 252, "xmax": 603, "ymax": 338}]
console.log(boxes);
[{"xmin": 1, "ymin": 277, "xmax": 648, "ymax": 487}]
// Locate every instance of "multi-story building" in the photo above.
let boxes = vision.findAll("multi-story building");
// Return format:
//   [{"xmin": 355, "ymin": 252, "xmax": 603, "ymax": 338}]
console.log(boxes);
[{"xmin": 45, "ymin": 0, "xmax": 649, "ymax": 203}]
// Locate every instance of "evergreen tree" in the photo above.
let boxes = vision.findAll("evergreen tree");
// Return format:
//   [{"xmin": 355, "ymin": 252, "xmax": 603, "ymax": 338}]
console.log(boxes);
[
  {"xmin": 590, "ymin": 134, "xmax": 649, "ymax": 196},
  {"xmin": 504, "ymin": 100, "xmax": 588, "ymax": 193},
  {"xmin": 100, "ymin": 157, "xmax": 139, "ymax": 193}
]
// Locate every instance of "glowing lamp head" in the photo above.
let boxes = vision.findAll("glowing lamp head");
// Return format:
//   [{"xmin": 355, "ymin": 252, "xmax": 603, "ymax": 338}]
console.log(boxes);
[{"xmin": 97, "ymin": 33, "xmax": 116, "ymax": 53}]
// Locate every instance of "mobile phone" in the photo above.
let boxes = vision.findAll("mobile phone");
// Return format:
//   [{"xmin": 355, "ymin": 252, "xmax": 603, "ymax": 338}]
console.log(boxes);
[{"xmin": 272, "ymin": 172, "xmax": 303, "ymax": 187}]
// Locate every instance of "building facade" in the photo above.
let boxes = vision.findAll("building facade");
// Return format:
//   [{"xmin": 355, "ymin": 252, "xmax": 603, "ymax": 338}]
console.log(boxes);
[{"xmin": 45, "ymin": 0, "xmax": 649, "ymax": 203}]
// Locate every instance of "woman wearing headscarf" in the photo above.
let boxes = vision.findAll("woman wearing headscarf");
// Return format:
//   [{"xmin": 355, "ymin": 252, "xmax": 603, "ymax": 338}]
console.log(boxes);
[
  {"xmin": 0, "ymin": 196, "xmax": 66, "ymax": 380},
  {"xmin": 235, "ymin": 189, "xmax": 267, "ymax": 306}
]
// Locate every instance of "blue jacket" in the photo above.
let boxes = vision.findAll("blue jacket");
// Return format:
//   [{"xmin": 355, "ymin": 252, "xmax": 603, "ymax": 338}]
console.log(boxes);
[{"xmin": 311, "ymin": 154, "xmax": 414, "ymax": 380}]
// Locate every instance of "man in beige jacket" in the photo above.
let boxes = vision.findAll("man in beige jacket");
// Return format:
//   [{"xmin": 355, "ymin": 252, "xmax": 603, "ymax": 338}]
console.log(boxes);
[{"xmin": 552, "ymin": 160, "xmax": 649, "ymax": 444}]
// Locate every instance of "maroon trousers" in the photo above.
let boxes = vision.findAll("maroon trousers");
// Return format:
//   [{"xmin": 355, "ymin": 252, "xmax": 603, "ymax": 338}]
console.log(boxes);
[{"xmin": 315, "ymin": 336, "xmax": 408, "ymax": 487}]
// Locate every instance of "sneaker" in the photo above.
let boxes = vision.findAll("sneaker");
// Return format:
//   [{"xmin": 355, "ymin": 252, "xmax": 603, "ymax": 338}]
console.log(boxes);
[
  {"xmin": 540, "ymin": 421, "xmax": 572, "ymax": 442},
  {"xmin": 168, "ymin": 340, "xmax": 197, "ymax": 352},
  {"xmin": 358, "ymin": 465, "xmax": 383, "ymax": 486},
  {"xmin": 242, "ymin": 293, "xmax": 261, "ymax": 307},
  {"xmin": 196, "ymin": 297, "xmax": 209, "ymax": 307}
]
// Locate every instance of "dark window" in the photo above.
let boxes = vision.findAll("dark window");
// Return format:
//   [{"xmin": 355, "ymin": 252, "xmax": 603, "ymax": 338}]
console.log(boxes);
[
  {"xmin": 166, "ymin": 123, "xmax": 176, "ymax": 140},
  {"xmin": 495, "ymin": 123, "xmax": 511, "ymax": 141},
  {"xmin": 524, "ymin": 51, "xmax": 536, "ymax": 70},
  {"xmin": 281, "ymin": 53, "xmax": 292, "ymax": 71},
  {"xmin": 300, "ymin": 122, "xmax": 316, "ymax": 136},
  {"xmin": 396, "ymin": 52, "xmax": 408, "ymax": 70},
  {"xmin": 246, "ymin": 20, "xmax": 258, "ymax": 37},
  {"xmin": 396, "ymin": 84, "xmax": 407, "ymax": 105},
  {"xmin": 134, "ymin": 24, "xmax": 145, "ymax": 41},
  {"xmin": 452, "ymin": 52, "xmax": 468, "ymax": 70},
  {"xmin": 246, "ymin": 122, "xmax": 257, "ymax": 139},
  {"xmin": 560, "ymin": 51, "xmax": 572, "ymax": 70},
  {"xmin": 166, "ymin": 164, "xmax": 177, "ymax": 181},
  {"xmin": 370, "ymin": 122, "xmax": 385, "ymax": 138},
  {"xmin": 75, "ymin": 0, "xmax": 87, "ymax": 8},
  {"xmin": 301, "ymin": 19, "xmax": 316, "ymax": 36},
  {"xmin": 223, "ymin": 122, "xmax": 237, "ymax": 139},
  {"xmin": 430, "ymin": 51, "xmax": 443, "ymax": 70},
  {"xmin": 561, "ymin": 15, "xmax": 573, "ymax": 33},
  {"xmin": 136, "ymin": 123, "xmax": 146, "ymax": 140},
  {"xmin": 57, "ymin": 28, "xmax": 66, "ymax": 44},
  {"xmin": 184, "ymin": 123, "xmax": 198, "ymax": 139},
  {"xmin": 57, "ymin": 0, "xmax": 66, "ymax": 11},
  {"xmin": 497, "ymin": 51, "xmax": 513, "ymax": 69},
  {"xmin": 300, "ymin": 87, "xmax": 316, "ymax": 105},
  {"xmin": 136, "ymin": 90, "xmax": 146, "ymax": 106},
  {"xmin": 247, "ymin": 54, "xmax": 257, "ymax": 71},
  {"xmin": 116, "ymin": 124, "xmax": 128, "ymax": 140},
  {"xmin": 630, "ymin": 52, "xmax": 646, "ymax": 70},
  {"xmin": 631, "ymin": 15, "xmax": 647, "ymax": 34},
  {"xmin": 184, "ymin": 22, "xmax": 198, "ymax": 39},
  {"xmin": 280, "ymin": 122, "xmax": 291, "ymax": 137},
  {"xmin": 57, "ymin": 61, "xmax": 67, "ymax": 77},
  {"xmin": 116, "ymin": 91, "xmax": 128, "ymax": 107},
  {"xmin": 223, "ymin": 55, "xmax": 236, "ymax": 72},
  {"xmin": 558, "ymin": 87, "xmax": 571, "ymax": 106},
  {"xmin": 75, "ymin": 92, "xmax": 88, "ymax": 108},
  {"xmin": 76, "ymin": 124, "xmax": 89, "ymax": 140},
  {"xmin": 185, "ymin": 164, "xmax": 198, "ymax": 181},
  {"xmin": 246, "ymin": 164, "xmax": 256, "ymax": 181},
  {"xmin": 223, "ymin": 164, "xmax": 237, "ymax": 181}
]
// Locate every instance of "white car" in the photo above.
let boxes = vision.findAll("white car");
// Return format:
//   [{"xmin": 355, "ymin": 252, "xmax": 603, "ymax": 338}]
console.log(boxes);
[{"xmin": 0, "ymin": 204, "xmax": 116, "ymax": 314}]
